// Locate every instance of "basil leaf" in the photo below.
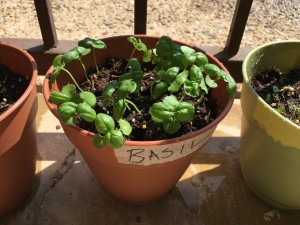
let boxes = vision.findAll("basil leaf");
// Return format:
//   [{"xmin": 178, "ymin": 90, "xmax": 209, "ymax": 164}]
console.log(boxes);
[
  {"xmin": 95, "ymin": 113, "xmax": 115, "ymax": 134},
  {"xmin": 118, "ymin": 119, "xmax": 132, "ymax": 135}
]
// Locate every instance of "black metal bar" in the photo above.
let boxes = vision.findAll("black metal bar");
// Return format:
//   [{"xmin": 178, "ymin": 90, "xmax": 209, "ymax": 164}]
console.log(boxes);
[
  {"xmin": 134, "ymin": 0, "xmax": 148, "ymax": 34},
  {"xmin": 33, "ymin": 0, "xmax": 58, "ymax": 49},
  {"xmin": 224, "ymin": 0, "xmax": 254, "ymax": 57}
]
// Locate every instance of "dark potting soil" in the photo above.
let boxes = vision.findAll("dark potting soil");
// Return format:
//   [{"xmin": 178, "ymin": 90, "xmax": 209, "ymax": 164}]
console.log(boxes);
[
  {"xmin": 251, "ymin": 67, "xmax": 300, "ymax": 126},
  {"xmin": 0, "ymin": 64, "xmax": 30, "ymax": 115},
  {"xmin": 78, "ymin": 58, "xmax": 219, "ymax": 141}
]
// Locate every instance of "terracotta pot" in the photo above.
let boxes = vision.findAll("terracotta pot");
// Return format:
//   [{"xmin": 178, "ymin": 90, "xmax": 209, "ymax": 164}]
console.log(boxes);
[
  {"xmin": 241, "ymin": 41, "xmax": 300, "ymax": 209},
  {"xmin": 0, "ymin": 42, "xmax": 38, "ymax": 214},
  {"xmin": 43, "ymin": 35, "xmax": 234, "ymax": 204}
]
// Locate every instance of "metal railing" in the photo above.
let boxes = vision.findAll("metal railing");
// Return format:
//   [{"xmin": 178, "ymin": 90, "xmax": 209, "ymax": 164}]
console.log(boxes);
[{"xmin": 0, "ymin": 0, "xmax": 254, "ymax": 82}]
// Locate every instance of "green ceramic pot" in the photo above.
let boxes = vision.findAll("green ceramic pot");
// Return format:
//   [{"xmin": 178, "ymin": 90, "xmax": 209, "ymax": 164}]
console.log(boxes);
[{"xmin": 240, "ymin": 41, "xmax": 300, "ymax": 210}]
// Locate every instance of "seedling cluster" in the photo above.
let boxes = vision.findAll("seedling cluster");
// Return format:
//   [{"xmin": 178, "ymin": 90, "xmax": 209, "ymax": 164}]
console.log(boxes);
[{"xmin": 49, "ymin": 36, "xmax": 237, "ymax": 148}]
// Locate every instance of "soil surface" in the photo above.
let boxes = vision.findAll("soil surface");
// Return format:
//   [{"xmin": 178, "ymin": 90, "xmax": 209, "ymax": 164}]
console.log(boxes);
[
  {"xmin": 78, "ymin": 58, "xmax": 218, "ymax": 141},
  {"xmin": 0, "ymin": 64, "xmax": 30, "ymax": 115},
  {"xmin": 251, "ymin": 67, "xmax": 300, "ymax": 126}
]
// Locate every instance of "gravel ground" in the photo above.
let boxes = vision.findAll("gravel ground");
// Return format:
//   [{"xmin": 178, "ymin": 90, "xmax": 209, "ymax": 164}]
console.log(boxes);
[{"xmin": 0, "ymin": 0, "xmax": 299, "ymax": 47}]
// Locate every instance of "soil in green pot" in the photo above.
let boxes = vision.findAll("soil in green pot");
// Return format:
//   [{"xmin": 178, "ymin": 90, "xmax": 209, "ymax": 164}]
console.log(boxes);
[
  {"xmin": 78, "ymin": 58, "xmax": 219, "ymax": 141},
  {"xmin": 0, "ymin": 64, "xmax": 30, "ymax": 115},
  {"xmin": 251, "ymin": 67, "xmax": 300, "ymax": 126}
]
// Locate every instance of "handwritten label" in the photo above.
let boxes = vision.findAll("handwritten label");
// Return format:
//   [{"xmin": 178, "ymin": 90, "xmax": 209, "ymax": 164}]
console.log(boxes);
[{"xmin": 114, "ymin": 126, "xmax": 216, "ymax": 166}]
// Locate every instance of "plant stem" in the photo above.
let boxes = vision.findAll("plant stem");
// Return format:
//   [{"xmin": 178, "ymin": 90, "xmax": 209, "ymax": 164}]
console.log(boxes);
[
  {"xmin": 180, "ymin": 93, "xmax": 186, "ymax": 102},
  {"xmin": 79, "ymin": 59, "xmax": 91, "ymax": 84},
  {"xmin": 61, "ymin": 68, "xmax": 83, "ymax": 92},
  {"xmin": 124, "ymin": 99, "xmax": 142, "ymax": 115},
  {"xmin": 93, "ymin": 48, "xmax": 99, "ymax": 74},
  {"xmin": 125, "ymin": 49, "xmax": 136, "ymax": 71}
]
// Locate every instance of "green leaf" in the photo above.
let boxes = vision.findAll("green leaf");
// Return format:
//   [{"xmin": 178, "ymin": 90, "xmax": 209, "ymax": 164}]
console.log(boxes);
[
  {"xmin": 61, "ymin": 84, "xmax": 76, "ymax": 97},
  {"xmin": 195, "ymin": 52, "xmax": 208, "ymax": 67},
  {"xmin": 162, "ymin": 95, "xmax": 179, "ymax": 109},
  {"xmin": 168, "ymin": 70, "xmax": 188, "ymax": 93},
  {"xmin": 276, "ymin": 107, "xmax": 285, "ymax": 114},
  {"xmin": 128, "ymin": 58, "xmax": 142, "ymax": 71},
  {"xmin": 103, "ymin": 81, "xmax": 117, "ymax": 107},
  {"xmin": 128, "ymin": 37, "xmax": 147, "ymax": 52},
  {"xmin": 105, "ymin": 130, "xmax": 124, "ymax": 149},
  {"xmin": 204, "ymin": 64, "xmax": 221, "ymax": 77},
  {"xmin": 218, "ymin": 70, "xmax": 237, "ymax": 94},
  {"xmin": 226, "ymin": 80, "xmax": 237, "ymax": 95},
  {"xmin": 76, "ymin": 102, "xmax": 96, "ymax": 122},
  {"xmin": 57, "ymin": 102, "xmax": 78, "ymax": 125},
  {"xmin": 50, "ymin": 55, "xmax": 65, "ymax": 83},
  {"xmin": 150, "ymin": 114, "xmax": 164, "ymax": 123},
  {"xmin": 155, "ymin": 70, "xmax": 165, "ymax": 82},
  {"xmin": 95, "ymin": 113, "xmax": 115, "ymax": 134},
  {"xmin": 63, "ymin": 116, "xmax": 79, "ymax": 125},
  {"xmin": 273, "ymin": 85, "xmax": 280, "ymax": 93},
  {"xmin": 156, "ymin": 36, "xmax": 174, "ymax": 58},
  {"xmin": 93, "ymin": 134, "xmax": 106, "ymax": 149},
  {"xmin": 180, "ymin": 46, "xmax": 196, "ymax": 67},
  {"xmin": 200, "ymin": 77, "xmax": 208, "ymax": 94},
  {"xmin": 127, "ymin": 37, "xmax": 137, "ymax": 44},
  {"xmin": 49, "ymin": 91, "xmax": 71, "ymax": 105},
  {"xmin": 63, "ymin": 49, "xmax": 79, "ymax": 63},
  {"xmin": 117, "ymin": 79, "xmax": 137, "ymax": 98},
  {"xmin": 175, "ymin": 102, "xmax": 195, "ymax": 122},
  {"xmin": 180, "ymin": 46, "xmax": 195, "ymax": 55},
  {"xmin": 184, "ymin": 80, "xmax": 200, "ymax": 97},
  {"xmin": 113, "ymin": 99, "xmax": 126, "ymax": 121},
  {"xmin": 78, "ymin": 37, "xmax": 94, "ymax": 48},
  {"xmin": 52, "ymin": 54, "xmax": 64, "ymax": 67},
  {"xmin": 75, "ymin": 46, "xmax": 91, "ymax": 56},
  {"xmin": 78, "ymin": 37, "xmax": 106, "ymax": 49},
  {"xmin": 118, "ymin": 71, "xmax": 142, "ymax": 83},
  {"xmin": 150, "ymin": 102, "xmax": 174, "ymax": 120},
  {"xmin": 164, "ymin": 67, "xmax": 179, "ymax": 83},
  {"xmin": 152, "ymin": 81, "xmax": 168, "ymax": 99},
  {"xmin": 205, "ymin": 75, "xmax": 218, "ymax": 88},
  {"xmin": 189, "ymin": 65, "xmax": 203, "ymax": 82},
  {"xmin": 118, "ymin": 119, "xmax": 132, "ymax": 135},
  {"xmin": 135, "ymin": 39, "xmax": 147, "ymax": 52},
  {"xmin": 92, "ymin": 40, "xmax": 106, "ymax": 49},
  {"xmin": 163, "ymin": 120, "xmax": 181, "ymax": 134},
  {"xmin": 79, "ymin": 91, "xmax": 97, "ymax": 106},
  {"xmin": 50, "ymin": 67, "xmax": 61, "ymax": 84},
  {"xmin": 143, "ymin": 49, "xmax": 152, "ymax": 62}
]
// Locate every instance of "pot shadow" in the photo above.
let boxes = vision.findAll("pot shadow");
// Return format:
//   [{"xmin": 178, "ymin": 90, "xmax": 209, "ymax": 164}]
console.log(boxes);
[
  {"xmin": 0, "ymin": 131, "xmax": 203, "ymax": 225},
  {"xmin": 176, "ymin": 136, "xmax": 300, "ymax": 225},
  {"xmin": 2, "ymin": 133, "xmax": 300, "ymax": 225}
]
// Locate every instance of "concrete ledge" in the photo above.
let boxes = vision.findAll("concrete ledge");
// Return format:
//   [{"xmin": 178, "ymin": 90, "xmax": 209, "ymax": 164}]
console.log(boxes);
[{"xmin": 1, "ymin": 95, "xmax": 299, "ymax": 224}]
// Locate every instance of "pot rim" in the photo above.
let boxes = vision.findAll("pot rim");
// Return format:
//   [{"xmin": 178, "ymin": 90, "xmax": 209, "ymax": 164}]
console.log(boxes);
[
  {"xmin": 43, "ymin": 35, "xmax": 235, "ymax": 146},
  {"xmin": 0, "ymin": 42, "xmax": 38, "ymax": 121},
  {"xmin": 242, "ymin": 40, "xmax": 300, "ymax": 131}
]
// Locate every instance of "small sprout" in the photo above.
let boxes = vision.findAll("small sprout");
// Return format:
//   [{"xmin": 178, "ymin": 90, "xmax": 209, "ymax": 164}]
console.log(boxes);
[
  {"xmin": 265, "ymin": 94, "xmax": 272, "ymax": 104},
  {"xmin": 276, "ymin": 106, "xmax": 285, "ymax": 114},
  {"xmin": 272, "ymin": 85, "xmax": 280, "ymax": 93}
]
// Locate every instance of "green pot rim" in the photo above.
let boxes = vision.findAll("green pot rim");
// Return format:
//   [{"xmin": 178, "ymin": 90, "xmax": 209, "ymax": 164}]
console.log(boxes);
[{"xmin": 242, "ymin": 40, "xmax": 300, "ymax": 131}]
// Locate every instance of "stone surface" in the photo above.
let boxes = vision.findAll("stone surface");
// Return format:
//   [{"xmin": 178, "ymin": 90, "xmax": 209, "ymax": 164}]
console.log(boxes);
[
  {"xmin": 1, "ymin": 93, "xmax": 300, "ymax": 224},
  {"xmin": 0, "ymin": 0, "xmax": 299, "ymax": 47}
]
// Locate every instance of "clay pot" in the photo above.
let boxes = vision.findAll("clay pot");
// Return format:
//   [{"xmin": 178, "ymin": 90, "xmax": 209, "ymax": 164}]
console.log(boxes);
[
  {"xmin": 43, "ymin": 35, "xmax": 234, "ymax": 204},
  {"xmin": 241, "ymin": 41, "xmax": 300, "ymax": 209},
  {"xmin": 0, "ymin": 42, "xmax": 38, "ymax": 214}
]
